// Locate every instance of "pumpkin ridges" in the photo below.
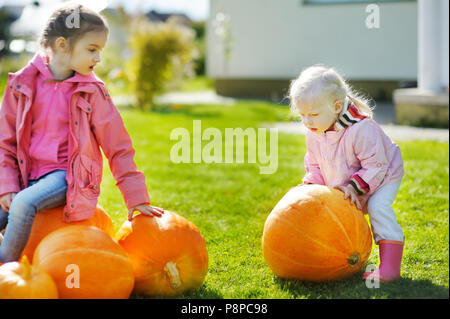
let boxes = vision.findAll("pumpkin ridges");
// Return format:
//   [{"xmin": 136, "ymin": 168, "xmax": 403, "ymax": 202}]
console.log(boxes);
[
  {"xmin": 263, "ymin": 243, "xmax": 348, "ymax": 269},
  {"xmin": 265, "ymin": 212, "xmax": 348, "ymax": 259},
  {"xmin": 34, "ymin": 247, "xmax": 131, "ymax": 267},
  {"xmin": 265, "ymin": 246, "xmax": 352, "ymax": 281},
  {"xmin": 287, "ymin": 203, "xmax": 354, "ymax": 257},
  {"xmin": 33, "ymin": 226, "xmax": 134, "ymax": 299},
  {"xmin": 133, "ymin": 247, "xmax": 207, "ymax": 295},
  {"xmin": 264, "ymin": 241, "xmax": 366, "ymax": 281},
  {"xmin": 321, "ymin": 204, "xmax": 354, "ymax": 250},
  {"xmin": 321, "ymin": 188, "xmax": 362, "ymax": 251},
  {"xmin": 116, "ymin": 211, "xmax": 208, "ymax": 296},
  {"xmin": 175, "ymin": 251, "xmax": 208, "ymax": 286},
  {"xmin": 21, "ymin": 206, "xmax": 114, "ymax": 263}
]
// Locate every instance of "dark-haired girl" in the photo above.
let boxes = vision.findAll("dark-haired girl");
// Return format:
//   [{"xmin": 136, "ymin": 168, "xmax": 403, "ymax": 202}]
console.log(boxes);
[{"xmin": 0, "ymin": 3, "xmax": 164, "ymax": 263}]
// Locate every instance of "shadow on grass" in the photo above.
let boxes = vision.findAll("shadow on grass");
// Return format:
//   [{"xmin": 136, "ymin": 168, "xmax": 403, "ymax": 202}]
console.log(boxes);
[
  {"xmin": 130, "ymin": 284, "xmax": 223, "ymax": 299},
  {"xmin": 274, "ymin": 271, "xmax": 449, "ymax": 299}
]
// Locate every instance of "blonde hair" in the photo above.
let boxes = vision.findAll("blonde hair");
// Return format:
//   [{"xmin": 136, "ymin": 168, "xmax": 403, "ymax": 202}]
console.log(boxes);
[{"xmin": 288, "ymin": 65, "xmax": 374, "ymax": 118}]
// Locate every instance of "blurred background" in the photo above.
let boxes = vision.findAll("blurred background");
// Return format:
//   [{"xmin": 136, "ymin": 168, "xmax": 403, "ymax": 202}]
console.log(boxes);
[{"xmin": 0, "ymin": 0, "xmax": 448, "ymax": 127}]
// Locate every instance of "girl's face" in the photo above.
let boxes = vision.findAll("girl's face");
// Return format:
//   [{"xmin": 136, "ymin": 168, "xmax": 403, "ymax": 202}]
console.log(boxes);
[
  {"xmin": 296, "ymin": 99, "xmax": 343, "ymax": 133},
  {"xmin": 68, "ymin": 30, "xmax": 108, "ymax": 76}
]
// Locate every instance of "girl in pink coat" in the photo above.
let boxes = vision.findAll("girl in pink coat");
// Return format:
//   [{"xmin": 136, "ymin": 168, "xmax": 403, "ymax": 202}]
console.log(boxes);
[
  {"xmin": 289, "ymin": 65, "xmax": 405, "ymax": 282},
  {"xmin": 0, "ymin": 3, "xmax": 164, "ymax": 263}
]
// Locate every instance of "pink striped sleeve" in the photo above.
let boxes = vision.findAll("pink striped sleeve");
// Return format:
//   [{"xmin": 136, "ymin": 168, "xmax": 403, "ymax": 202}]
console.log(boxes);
[{"xmin": 349, "ymin": 173, "xmax": 370, "ymax": 195}]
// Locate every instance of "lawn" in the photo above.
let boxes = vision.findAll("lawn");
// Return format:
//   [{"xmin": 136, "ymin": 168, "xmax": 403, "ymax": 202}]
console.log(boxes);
[{"xmin": 96, "ymin": 100, "xmax": 449, "ymax": 299}]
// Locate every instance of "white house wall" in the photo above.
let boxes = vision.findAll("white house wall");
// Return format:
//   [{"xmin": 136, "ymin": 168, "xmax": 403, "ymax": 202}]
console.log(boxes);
[{"xmin": 207, "ymin": 0, "xmax": 417, "ymax": 81}]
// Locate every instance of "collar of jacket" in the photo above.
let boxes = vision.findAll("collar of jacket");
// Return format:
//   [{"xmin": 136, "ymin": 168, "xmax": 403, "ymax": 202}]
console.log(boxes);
[
  {"xmin": 9, "ymin": 52, "xmax": 104, "ymax": 98},
  {"xmin": 331, "ymin": 97, "xmax": 368, "ymax": 132},
  {"xmin": 310, "ymin": 97, "xmax": 369, "ymax": 143}
]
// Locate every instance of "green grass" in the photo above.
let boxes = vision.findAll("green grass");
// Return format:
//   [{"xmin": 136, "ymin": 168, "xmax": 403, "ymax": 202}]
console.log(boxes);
[{"xmin": 96, "ymin": 101, "xmax": 449, "ymax": 299}]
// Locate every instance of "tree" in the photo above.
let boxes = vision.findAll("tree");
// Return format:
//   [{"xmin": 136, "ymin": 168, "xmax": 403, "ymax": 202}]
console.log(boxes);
[{"xmin": 126, "ymin": 17, "xmax": 195, "ymax": 111}]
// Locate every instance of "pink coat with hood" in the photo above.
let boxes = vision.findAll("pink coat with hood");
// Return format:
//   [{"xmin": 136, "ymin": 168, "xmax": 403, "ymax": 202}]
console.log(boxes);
[{"xmin": 0, "ymin": 53, "xmax": 150, "ymax": 222}]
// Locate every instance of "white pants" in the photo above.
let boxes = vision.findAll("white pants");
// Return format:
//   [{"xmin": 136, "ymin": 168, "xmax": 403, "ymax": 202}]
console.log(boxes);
[{"xmin": 367, "ymin": 181, "xmax": 404, "ymax": 244}]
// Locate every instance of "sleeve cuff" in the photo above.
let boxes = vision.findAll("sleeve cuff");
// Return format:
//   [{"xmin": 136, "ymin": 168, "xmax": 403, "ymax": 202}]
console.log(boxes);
[
  {"xmin": 303, "ymin": 173, "xmax": 325, "ymax": 186},
  {"xmin": 0, "ymin": 183, "xmax": 20, "ymax": 198},
  {"xmin": 349, "ymin": 174, "xmax": 370, "ymax": 195}
]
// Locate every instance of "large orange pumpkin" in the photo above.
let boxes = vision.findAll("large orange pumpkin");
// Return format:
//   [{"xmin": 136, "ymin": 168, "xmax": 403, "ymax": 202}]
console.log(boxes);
[
  {"xmin": 262, "ymin": 185, "xmax": 372, "ymax": 281},
  {"xmin": 116, "ymin": 211, "xmax": 208, "ymax": 296},
  {"xmin": 0, "ymin": 256, "xmax": 58, "ymax": 299},
  {"xmin": 33, "ymin": 225, "xmax": 134, "ymax": 299},
  {"xmin": 21, "ymin": 205, "xmax": 115, "ymax": 262}
]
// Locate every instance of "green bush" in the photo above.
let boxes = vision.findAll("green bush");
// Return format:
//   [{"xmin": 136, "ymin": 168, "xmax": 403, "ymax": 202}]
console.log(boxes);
[
  {"xmin": 191, "ymin": 21, "xmax": 206, "ymax": 75},
  {"xmin": 126, "ymin": 17, "xmax": 196, "ymax": 111}
]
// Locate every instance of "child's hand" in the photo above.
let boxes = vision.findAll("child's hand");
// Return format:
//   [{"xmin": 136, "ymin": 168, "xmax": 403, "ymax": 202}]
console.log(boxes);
[
  {"xmin": 336, "ymin": 185, "xmax": 362, "ymax": 210},
  {"xmin": 128, "ymin": 204, "xmax": 165, "ymax": 221},
  {"xmin": 0, "ymin": 192, "xmax": 16, "ymax": 213}
]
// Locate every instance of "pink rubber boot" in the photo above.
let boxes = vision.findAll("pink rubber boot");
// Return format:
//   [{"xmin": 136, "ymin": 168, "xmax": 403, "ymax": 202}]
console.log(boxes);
[{"xmin": 363, "ymin": 240, "xmax": 404, "ymax": 282}]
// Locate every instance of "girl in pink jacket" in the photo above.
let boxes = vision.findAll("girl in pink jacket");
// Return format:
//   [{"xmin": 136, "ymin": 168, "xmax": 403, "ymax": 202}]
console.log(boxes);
[
  {"xmin": 0, "ymin": 4, "xmax": 164, "ymax": 263},
  {"xmin": 289, "ymin": 66, "xmax": 405, "ymax": 282}
]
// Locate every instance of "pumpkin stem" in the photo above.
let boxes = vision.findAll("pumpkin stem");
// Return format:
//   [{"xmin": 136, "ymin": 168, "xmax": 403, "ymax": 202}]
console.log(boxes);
[
  {"xmin": 347, "ymin": 253, "xmax": 361, "ymax": 267},
  {"xmin": 164, "ymin": 262, "xmax": 181, "ymax": 289},
  {"xmin": 20, "ymin": 255, "xmax": 32, "ymax": 280}
]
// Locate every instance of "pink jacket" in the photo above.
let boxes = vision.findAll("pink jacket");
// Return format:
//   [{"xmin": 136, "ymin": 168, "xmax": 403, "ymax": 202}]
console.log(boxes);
[
  {"xmin": 302, "ymin": 103, "xmax": 404, "ymax": 209},
  {"xmin": 0, "ymin": 53, "xmax": 150, "ymax": 222}
]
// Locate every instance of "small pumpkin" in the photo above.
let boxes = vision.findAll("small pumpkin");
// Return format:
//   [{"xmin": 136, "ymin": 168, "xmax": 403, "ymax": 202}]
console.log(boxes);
[
  {"xmin": 20, "ymin": 205, "xmax": 115, "ymax": 262},
  {"xmin": 0, "ymin": 255, "xmax": 58, "ymax": 299},
  {"xmin": 262, "ymin": 185, "xmax": 372, "ymax": 281},
  {"xmin": 116, "ymin": 211, "xmax": 208, "ymax": 296},
  {"xmin": 33, "ymin": 225, "xmax": 134, "ymax": 299}
]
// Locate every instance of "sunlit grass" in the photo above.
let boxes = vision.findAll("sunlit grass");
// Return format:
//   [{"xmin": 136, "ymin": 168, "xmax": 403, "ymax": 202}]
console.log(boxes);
[{"xmin": 98, "ymin": 101, "xmax": 449, "ymax": 299}]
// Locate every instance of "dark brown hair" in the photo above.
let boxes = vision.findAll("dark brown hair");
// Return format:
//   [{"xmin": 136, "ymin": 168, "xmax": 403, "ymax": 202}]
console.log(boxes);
[{"xmin": 39, "ymin": 3, "xmax": 109, "ymax": 51}]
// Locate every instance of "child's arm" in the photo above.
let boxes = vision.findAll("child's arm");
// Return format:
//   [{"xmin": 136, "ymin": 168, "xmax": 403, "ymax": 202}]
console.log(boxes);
[
  {"xmin": 302, "ymin": 135, "xmax": 325, "ymax": 185},
  {"xmin": 0, "ymin": 76, "xmax": 21, "ymax": 197},
  {"xmin": 127, "ymin": 204, "xmax": 164, "ymax": 221},
  {"xmin": 348, "ymin": 121, "xmax": 391, "ymax": 196},
  {"xmin": 89, "ymin": 85, "xmax": 153, "ymax": 214}
]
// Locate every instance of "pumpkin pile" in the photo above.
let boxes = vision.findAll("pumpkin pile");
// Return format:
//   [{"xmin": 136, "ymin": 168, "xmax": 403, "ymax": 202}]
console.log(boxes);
[
  {"xmin": 33, "ymin": 225, "xmax": 135, "ymax": 299},
  {"xmin": 0, "ymin": 206, "xmax": 208, "ymax": 299},
  {"xmin": 21, "ymin": 205, "xmax": 115, "ymax": 262},
  {"xmin": 262, "ymin": 184, "xmax": 372, "ymax": 281}
]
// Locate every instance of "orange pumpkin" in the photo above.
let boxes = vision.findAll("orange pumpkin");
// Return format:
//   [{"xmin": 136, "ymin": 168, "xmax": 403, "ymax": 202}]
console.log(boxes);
[
  {"xmin": 0, "ymin": 255, "xmax": 58, "ymax": 299},
  {"xmin": 33, "ymin": 225, "xmax": 134, "ymax": 299},
  {"xmin": 262, "ymin": 185, "xmax": 372, "ymax": 281},
  {"xmin": 21, "ymin": 205, "xmax": 115, "ymax": 262},
  {"xmin": 116, "ymin": 211, "xmax": 208, "ymax": 296}
]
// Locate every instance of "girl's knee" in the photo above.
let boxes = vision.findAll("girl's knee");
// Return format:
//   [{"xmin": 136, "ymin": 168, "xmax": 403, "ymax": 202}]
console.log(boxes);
[{"xmin": 8, "ymin": 194, "xmax": 37, "ymax": 223}]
